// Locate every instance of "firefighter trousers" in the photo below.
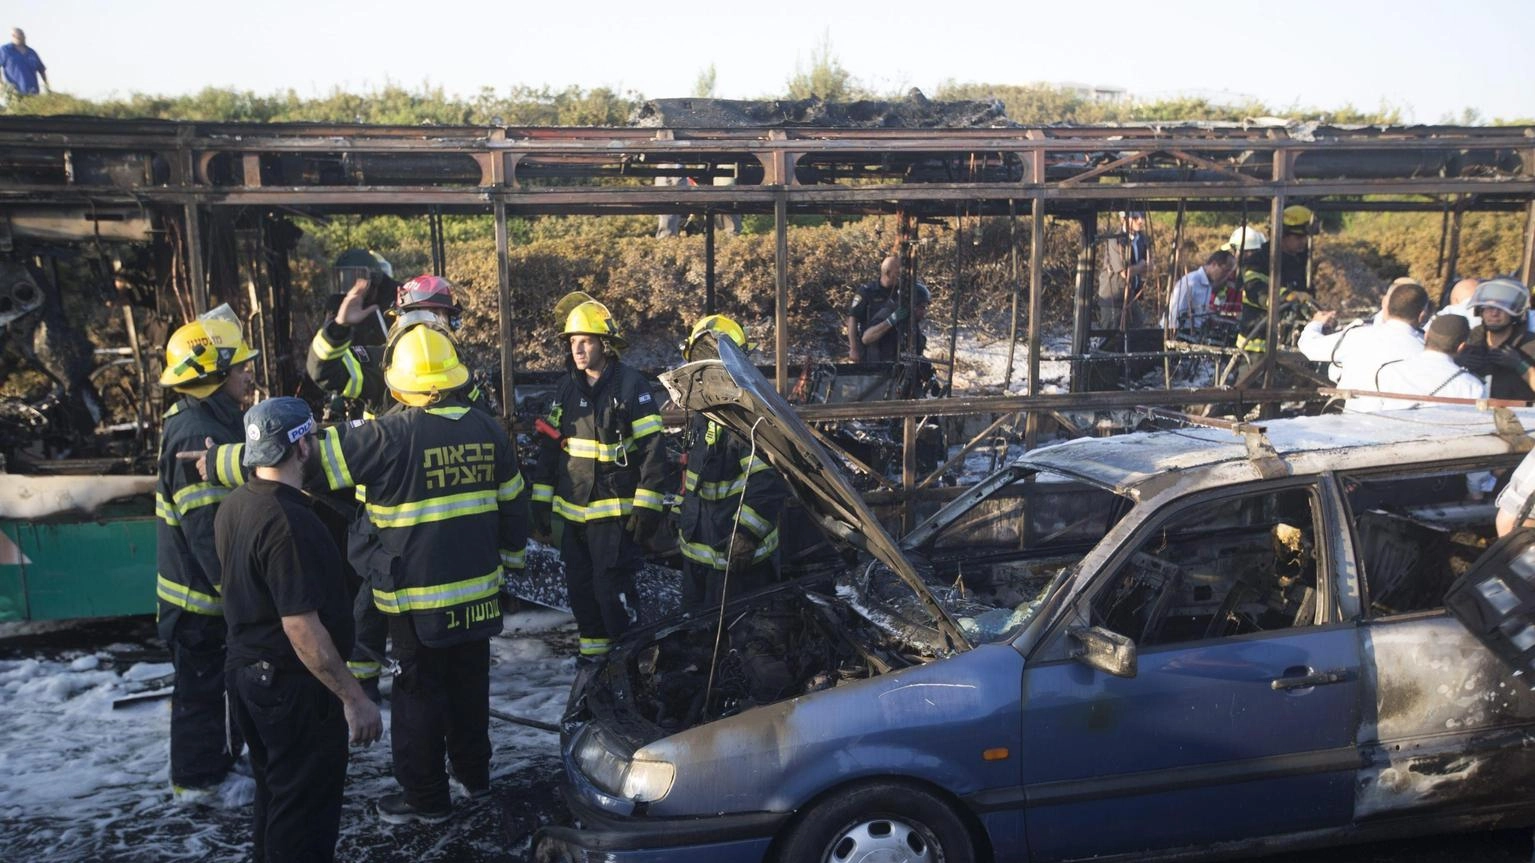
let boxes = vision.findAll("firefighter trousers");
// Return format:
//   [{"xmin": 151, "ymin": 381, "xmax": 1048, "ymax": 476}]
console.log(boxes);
[
  {"xmin": 350, "ymin": 576, "xmax": 389, "ymax": 685},
  {"xmin": 170, "ymin": 613, "xmax": 242, "ymax": 788},
  {"xmin": 230, "ymin": 662, "xmax": 348, "ymax": 863},
  {"xmin": 560, "ymin": 518, "xmax": 641, "ymax": 646},
  {"xmin": 681, "ymin": 559, "xmax": 778, "ymax": 611},
  {"xmin": 388, "ymin": 615, "xmax": 491, "ymax": 811}
]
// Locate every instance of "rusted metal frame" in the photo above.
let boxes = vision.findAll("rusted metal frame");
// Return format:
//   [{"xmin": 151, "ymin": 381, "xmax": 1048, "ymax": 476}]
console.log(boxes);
[
  {"xmin": 1163, "ymin": 200, "xmax": 1188, "ymax": 386},
  {"xmin": 1070, "ymin": 217, "xmax": 1096, "ymax": 392},
  {"xmin": 1057, "ymin": 150, "xmax": 1151, "ymax": 187},
  {"xmin": 494, "ymin": 200, "xmax": 517, "ymax": 425},
  {"xmin": 793, "ymin": 386, "xmax": 1316, "ymax": 422},
  {"xmin": 944, "ymin": 204, "xmax": 964, "ymax": 396},
  {"xmin": 901, "ymin": 415, "xmax": 918, "ymax": 533},
  {"xmin": 802, "ymin": 420, "xmax": 898, "ymax": 492},
  {"xmin": 1162, "ymin": 148, "xmax": 1265, "ymax": 185},
  {"xmin": 1522, "ymin": 164, "xmax": 1535, "ymax": 286},
  {"xmin": 1260, "ymin": 150, "xmax": 1288, "ymax": 394},
  {"xmin": 916, "ymin": 410, "xmax": 1019, "ymax": 490},
  {"xmin": 1444, "ymin": 196, "xmax": 1465, "ymax": 297},
  {"xmin": 774, "ymin": 189, "xmax": 789, "ymax": 394},
  {"xmin": 1002, "ymin": 199, "xmax": 1021, "ymax": 391},
  {"xmin": 1025, "ymin": 194, "xmax": 1044, "ymax": 450}
]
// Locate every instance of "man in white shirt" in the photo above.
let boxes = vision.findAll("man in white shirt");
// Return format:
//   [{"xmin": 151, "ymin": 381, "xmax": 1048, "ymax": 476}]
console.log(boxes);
[
  {"xmin": 1433, "ymin": 277, "xmax": 1482, "ymax": 330},
  {"xmin": 1299, "ymin": 277, "xmax": 1427, "ymax": 382},
  {"xmin": 1164, "ymin": 250, "xmax": 1235, "ymax": 339},
  {"xmin": 1373, "ymin": 314, "xmax": 1483, "ymax": 410},
  {"xmin": 1322, "ymin": 280, "xmax": 1430, "ymax": 412}
]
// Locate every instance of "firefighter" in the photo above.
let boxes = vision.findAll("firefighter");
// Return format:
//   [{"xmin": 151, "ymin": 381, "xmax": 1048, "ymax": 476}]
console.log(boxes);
[
  {"xmin": 531, "ymin": 299, "xmax": 667, "ymax": 660},
  {"xmin": 155, "ymin": 304, "xmax": 257, "ymax": 805},
  {"xmin": 676, "ymin": 315, "xmax": 788, "ymax": 609},
  {"xmin": 1226, "ymin": 226, "xmax": 1272, "ymax": 353},
  {"xmin": 312, "ymin": 325, "xmax": 528, "ymax": 823},
  {"xmin": 308, "ymin": 270, "xmax": 478, "ymax": 701},
  {"xmin": 1278, "ymin": 205, "xmax": 1318, "ymax": 295}
]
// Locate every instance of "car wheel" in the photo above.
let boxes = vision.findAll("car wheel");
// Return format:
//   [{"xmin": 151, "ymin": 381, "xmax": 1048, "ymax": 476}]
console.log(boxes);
[{"xmin": 778, "ymin": 781, "xmax": 975, "ymax": 863}]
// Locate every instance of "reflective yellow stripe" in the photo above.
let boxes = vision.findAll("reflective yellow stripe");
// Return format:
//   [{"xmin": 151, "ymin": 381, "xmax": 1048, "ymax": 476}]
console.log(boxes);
[
  {"xmin": 367, "ymin": 489, "xmax": 498, "ymax": 529},
  {"xmin": 564, "ymin": 437, "xmax": 635, "ymax": 462},
  {"xmin": 687, "ymin": 471, "xmax": 749, "ymax": 501},
  {"xmin": 172, "ymin": 482, "xmax": 229, "ymax": 514},
  {"xmin": 426, "ymin": 406, "xmax": 469, "ymax": 420},
  {"xmin": 340, "ymin": 351, "xmax": 364, "ymax": 399},
  {"xmin": 500, "ymin": 547, "xmax": 525, "ymax": 570},
  {"xmin": 633, "ymin": 488, "xmax": 663, "ymax": 511},
  {"xmin": 678, "ymin": 529, "xmax": 779, "ymax": 570},
  {"xmin": 214, "ymin": 443, "xmax": 246, "ymax": 488},
  {"xmin": 310, "ymin": 329, "xmax": 350, "ymax": 361},
  {"xmin": 579, "ymin": 637, "xmax": 612, "ymax": 656},
  {"xmin": 318, "ymin": 427, "xmax": 354, "ymax": 490},
  {"xmin": 355, "ymin": 484, "xmax": 368, "ymax": 503},
  {"xmin": 498, "ymin": 473, "xmax": 526, "ymax": 502},
  {"xmin": 531, "ymin": 483, "xmax": 554, "ymax": 503},
  {"xmin": 553, "ymin": 495, "xmax": 630, "ymax": 522},
  {"xmin": 372, "ymin": 568, "xmax": 502, "ymax": 614},
  {"xmin": 630, "ymin": 414, "xmax": 663, "ymax": 438},
  {"xmin": 740, "ymin": 455, "xmax": 771, "ymax": 476},
  {"xmin": 156, "ymin": 573, "xmax": 222, "ymax": 615},
  {"xmin": 155, "ymin": 492, "xmax": 181, "ymax": 527},
  {"xmin": 348, "ymin": 660, "xmax": 381, "ymax": 680}
]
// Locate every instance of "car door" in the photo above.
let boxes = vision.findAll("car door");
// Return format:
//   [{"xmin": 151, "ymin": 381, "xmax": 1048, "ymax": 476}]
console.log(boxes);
[
  {"xmin": 1019, "ymin": 481, "xmax": 1362, "ymax": 861},
  {"xmin": 1341, "ymin": 460, "xmax": 1535, "ymax": 821}
]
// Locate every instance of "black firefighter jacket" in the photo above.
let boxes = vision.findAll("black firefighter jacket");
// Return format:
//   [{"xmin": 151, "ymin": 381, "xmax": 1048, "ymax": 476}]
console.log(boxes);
[
  {"xmin": 155, "ymin": 390, "xmax": 244, "ymax": 640},
  {"xmin": 677, "ymin": 415, "xmax": 786, "ymax": 570},
  {"xmin": 313, "ymin": 398, "xmax": 529, "ymax": 646},
  {"xmin": 531, "ymin": 360, "xmax": 666, "ymax": 524}
]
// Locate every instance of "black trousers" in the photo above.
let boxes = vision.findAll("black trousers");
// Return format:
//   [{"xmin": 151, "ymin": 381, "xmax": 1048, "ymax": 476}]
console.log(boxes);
[
  {"xmin": 170, "ymin": 613, "xmax": 242, "ymax": 788},
  {"xmin": 561, "ymin": 518, "xmax": 641, "ymax": 643},
  {"xmin": 389, "ymin": 615, "xmax": 491, "ymax": 811},
  {"xmin": 350, "ymin": 578, "xmax": 389, "ymax": 680},
  {"xmin": 681, "ymin": 558, "xmax": 778, "ymax": 610},
  {"xmin": 230, "ymin": 663, "xmax": 348, "ymax": 863}
]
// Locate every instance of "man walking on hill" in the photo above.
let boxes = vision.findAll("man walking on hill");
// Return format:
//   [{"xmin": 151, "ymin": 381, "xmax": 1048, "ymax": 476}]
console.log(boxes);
[{"xmin": 1, "ymin": 28, "xmax": 48, "ymax": 95}]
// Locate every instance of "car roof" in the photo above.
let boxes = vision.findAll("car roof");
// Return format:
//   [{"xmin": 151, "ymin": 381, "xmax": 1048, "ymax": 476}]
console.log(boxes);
[{"xmin": 1020, "ymin": 407, "xmax": 1535, "ymax": 493}]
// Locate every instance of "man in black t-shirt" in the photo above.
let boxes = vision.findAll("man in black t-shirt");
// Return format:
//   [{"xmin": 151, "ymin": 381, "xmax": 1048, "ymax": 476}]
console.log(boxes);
[
  {"xmin": 845, "ymin": 255, "xmax": 901, "ymax": 362},
  {"xmin": 216, "ymin": 398, "xmax": 382, "ymax": 863}
]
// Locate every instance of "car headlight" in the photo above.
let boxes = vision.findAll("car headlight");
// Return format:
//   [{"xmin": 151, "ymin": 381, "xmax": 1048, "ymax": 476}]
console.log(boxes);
[{"xmin": 573, "ymin": 725, "xmax": 676, "ymax": 803}]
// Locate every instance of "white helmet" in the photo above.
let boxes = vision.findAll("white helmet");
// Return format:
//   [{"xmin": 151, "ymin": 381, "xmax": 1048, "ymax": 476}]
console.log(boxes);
[{"xmin": 1226, "ymin": 226, "xmax": 1268, "ymax": 252}]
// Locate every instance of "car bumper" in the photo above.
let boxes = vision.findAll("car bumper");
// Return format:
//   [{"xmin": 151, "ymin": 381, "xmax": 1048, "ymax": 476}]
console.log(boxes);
[{"xmin": 533, "ymin": 780, "xmax": 782, "ymax": 863}]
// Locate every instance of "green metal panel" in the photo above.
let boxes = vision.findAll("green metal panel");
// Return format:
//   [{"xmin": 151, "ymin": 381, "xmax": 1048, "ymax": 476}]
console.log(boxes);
[{"xmin": 0, "ymin": 502, "xmax": 157, "ymax": 623}]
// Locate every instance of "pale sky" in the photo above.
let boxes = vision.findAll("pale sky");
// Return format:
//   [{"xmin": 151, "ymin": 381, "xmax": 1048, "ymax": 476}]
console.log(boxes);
[{"xmin": 11, "ymin": 0, "xmax": 1534, "ymax": 124}]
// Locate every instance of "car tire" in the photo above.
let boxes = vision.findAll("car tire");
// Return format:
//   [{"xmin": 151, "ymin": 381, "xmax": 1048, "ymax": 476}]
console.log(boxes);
[{"xmin": 777, "ymin": 781, "xmax": 975, "ymax": 863}]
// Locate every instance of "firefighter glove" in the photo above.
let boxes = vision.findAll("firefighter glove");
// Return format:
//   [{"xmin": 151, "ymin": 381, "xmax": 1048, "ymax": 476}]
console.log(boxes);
[
  {"xmin": 1488, "ymin": 346, "xmax": 1533, "ymax": 375},
  {"xmin": 626, "ymin": 506, "xmax": 662, "ymax": 545}
]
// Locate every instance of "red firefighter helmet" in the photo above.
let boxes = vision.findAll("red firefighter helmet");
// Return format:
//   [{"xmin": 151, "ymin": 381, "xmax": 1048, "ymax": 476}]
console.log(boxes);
[{"xmin": 395, "ymin": 274, "xmax": 462, "ymax": 330}]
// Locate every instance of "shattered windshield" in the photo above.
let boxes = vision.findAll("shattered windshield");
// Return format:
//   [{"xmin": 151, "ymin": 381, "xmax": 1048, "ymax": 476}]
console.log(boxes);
[{"xmin": 915, "ymin": 468, "xmax": 1135, "ymax": 644}]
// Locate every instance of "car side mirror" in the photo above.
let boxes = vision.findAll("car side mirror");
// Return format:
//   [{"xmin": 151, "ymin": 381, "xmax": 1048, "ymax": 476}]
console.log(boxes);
[{"xmin": 1068, "ymin": 626, "xmax": 1138, "ymax": 678}]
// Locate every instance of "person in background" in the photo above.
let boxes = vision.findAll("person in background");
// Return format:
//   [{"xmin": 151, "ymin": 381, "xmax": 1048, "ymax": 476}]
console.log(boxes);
[
  {"xmin": 1277, "ymin": 205, "xmax": 1317, "ymax": 295},
  {"xmin": 1457, "ymin": 277, "xmax": 1535, "ymax": 402},
  {"xmin": 215, "ymin": 397, "xmax": 382, "ymax": 863},
  {"xmin": 1320, "ymin": 280, "xmax": 1430, "ymax": 412},
  {"xmin": 676, "ymin": 315, "xmax": 787, "ymax": 609},
  {"xmin": 1164, "ymin": 249, "xmax": 1236, "ymax": 339},
  {"xmin": 531, "ymin": 299, "xmax": 666, "ymax": 661},
  {"xmin": 1434, "ymin": 277, "xmax": 1483, "ymax": 330},
  {"xmin": 1373, "ymin": 314, "xmax": 1484, "ymax": 410},
  {"xmin": 846, "ymin": 256, "xmax": 905, "ymax": 362},
  {"xmin": 0, "ymin": 28, "xmax": 48, "ymax": 95},
  {"xmin": 1299, "ymin": 277, "xmax": 1426, "ymax": 383},
  {"xmin": 1095, "ymin": 211, "xmax": 1151, "ymax": 330},
  {"xmin": 155, "ymin": 306, "xmax": 259, "ymax": 806}
]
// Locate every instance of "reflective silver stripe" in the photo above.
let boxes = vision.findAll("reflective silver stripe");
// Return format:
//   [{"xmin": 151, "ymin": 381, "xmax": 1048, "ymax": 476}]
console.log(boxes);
[
  {"xmin": 678, "ymin": 529, "xmax": 779, "ymax": 569},
  {"xmin": 155, "ymin": 492, "xmax": 181, "ymax": 527},
  {"xmin": 531, "ymin": 483, "xmax": 554, "ymax": 503},
  {"xmin": 426, "ymin": 406, "xmax": 469, "ymax": 420},
  {"xmin": 633, "ymin": 488, "xmax": 663, "ymax": 510},
  {"xmin": 630, "ymin": 414, "xmax": 664, "ymax": 438},
  {"xmin": 156, "ymin": 573, "xmax": 222, "ymax": 615},
  {"xmin": 215, "ymin": 444, "xmax": 246, "ymax": 488},
  {"xmin": 348, "ymin": 660, "xmax": 382, "ymax": 680},
  {"xmin": 366, "ymin": 490, "xmax": 498, "ymax": 529},
  {"xmin": 553, "ymin": 495, "xmax": 630, "ymax": 522},
  {"xmin": 371, "ymin": 568, "xmax": 501, "ymax": 613},
  {"xmin": 498, "ymin": 473, "xmax": 526, "ymax": 502},
  {"xmin": 564, "ymin": 437, "xmax": 634, "ymax": 462},
  {"xmin": 736, "ymin": 503, "xmax": 773, "ymax": 538},
  {"xmin": 500, "ymin": 548, "xmax": 525, "ymax": 570},
  {"xmin": 172, "ymin": 482, "xmax": 229, "ymax": 514},
  {"xmin": 579, "ymin": 637, "xmax": 612, "ymax": 656}
]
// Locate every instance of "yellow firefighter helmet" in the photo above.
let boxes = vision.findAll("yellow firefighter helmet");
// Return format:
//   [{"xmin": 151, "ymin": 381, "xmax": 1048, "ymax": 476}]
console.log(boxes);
[
  {"xmin": 384, "ymin": 325, "xmax": 470, "ymax": 406},
  {"xmin": 684, "ymin": 314, "xmax": 749, "ymax": 360},
  {"xmin": 561, "ymin": 299, "xmax": 627, "ymax": 350},
  {"xmin": 159, "ymin": 307, "xmax": 259, "ymax": 398}
]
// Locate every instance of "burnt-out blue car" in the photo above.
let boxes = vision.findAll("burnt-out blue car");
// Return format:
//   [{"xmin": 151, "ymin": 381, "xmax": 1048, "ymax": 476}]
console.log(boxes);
[{"xmin": 534, "ymin": 335, "xmax": 1535, "ymax": 863}]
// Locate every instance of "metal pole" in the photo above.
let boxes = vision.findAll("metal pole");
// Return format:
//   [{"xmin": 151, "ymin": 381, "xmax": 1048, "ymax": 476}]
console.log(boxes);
[
  {"xmin": 1026, "ymin": 195, "xmax": 1044, "ymax": 450},
  {"xmin": 945, "ymin": 205, "xmax": 963, "ymax": 397},
  {"xmin": 1002, "ymin": 199, "xmax": 1021, "ymax": 392},
  {"xmin": 1262, "ymin": 191, "xmax": 1285, "ymax": 391},
  {"xmin": 774, "ymin": 190, "xmax": 788, "ymax": 395},
  {"xmin": 705, "ymin": 211, "xmax": 716, "ymax": 315},
  {"xmin": 494, "ymin": 200, "xmax": 517, "ymax": 424},
  {"xmin": 1521, "ymin": 198, "xmax": 1535, "ymax": 287},
  {"xmin": 1444, "ymin": 200, "xmax": 1464, "ymax": 299},
  {"xmin": 1434, "ymin": 202, "xmax": 1451, "ymax": 292},
  {"xmin": 183, "ymin": 203, "xmax": 207, "ymax": 314},
  {"xmin": 1070, "ymin": 217, "xmax": 1095, "ymax": 393}
]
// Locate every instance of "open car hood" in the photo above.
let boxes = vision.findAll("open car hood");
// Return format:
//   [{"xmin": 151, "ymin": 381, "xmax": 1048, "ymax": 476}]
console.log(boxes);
[{"xmin": 660, "ymin": 333, "xmax": 969, "ymax": 653}]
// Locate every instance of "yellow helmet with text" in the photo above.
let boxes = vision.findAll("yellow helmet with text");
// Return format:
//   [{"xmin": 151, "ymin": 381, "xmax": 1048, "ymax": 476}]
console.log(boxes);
[
  {"xmin": 159, "ymin": 306, "xmax": 259, "ymax": 398},
  {"xmin": 384, "ymin": 325, "xmax": 470, "ymax": 406}
]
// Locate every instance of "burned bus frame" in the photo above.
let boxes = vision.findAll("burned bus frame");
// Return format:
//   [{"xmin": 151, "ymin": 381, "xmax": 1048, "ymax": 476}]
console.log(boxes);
[{"xmin": 2, "ymin": 113, "xmax": 1534, "ymax": 503}]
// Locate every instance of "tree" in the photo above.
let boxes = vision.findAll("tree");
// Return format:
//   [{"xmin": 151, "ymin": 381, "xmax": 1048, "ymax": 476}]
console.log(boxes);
[
  {"xmin": 692, "ymin": 65, "xmax": 717, "ymax": 99},
  {"xmin": 785, "ymin": 32, "xmax": 858, "ymax": 101}
]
